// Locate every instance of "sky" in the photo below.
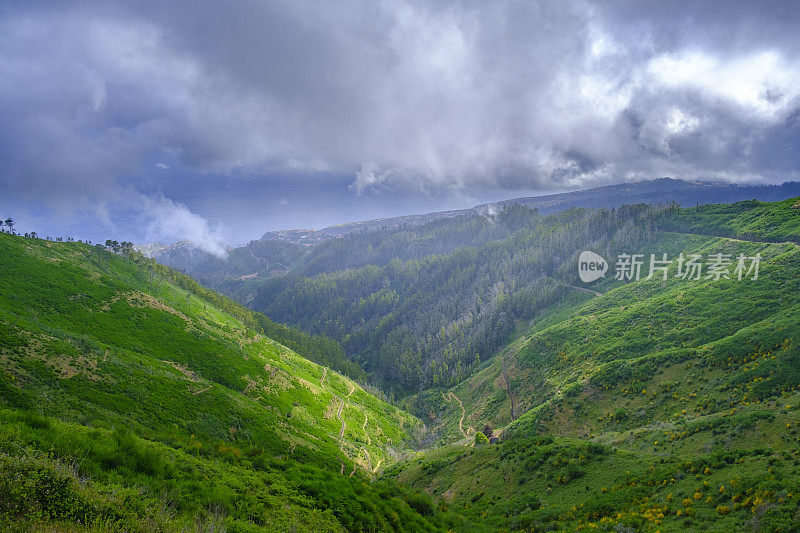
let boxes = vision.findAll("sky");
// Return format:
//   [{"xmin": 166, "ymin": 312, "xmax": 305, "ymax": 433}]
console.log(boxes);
[{"xmin": 1, "ymin": 0, "xmax": 799, "ymax": 252}]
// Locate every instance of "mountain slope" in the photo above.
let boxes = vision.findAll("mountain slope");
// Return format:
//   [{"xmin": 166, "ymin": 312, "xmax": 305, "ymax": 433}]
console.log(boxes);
[
  {"xmin": 148, "ymin": 183, "xmax": 800, "ymax": 401},
  {"xmin": 0, "ymin": 233, "xmax": 468, "ymax": 531},
  {"xmin": 389, "ymin": 199, "xmax": 800, "ymax": 531},
  {"xmin": 246, "ymin": 205, "xmax": 659, "ymax": 396},
  {"xmin": 147, "ymin": 178, "xmax": 800, "ymax": 284}
]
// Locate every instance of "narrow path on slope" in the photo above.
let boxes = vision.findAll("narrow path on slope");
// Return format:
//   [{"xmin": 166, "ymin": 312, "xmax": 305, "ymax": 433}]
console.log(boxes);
[
  {"xmin": 364, "ymin": 448, "xmax": 373, "ymax": 472},
  {"xmin": 338, "ymin": 381, "xmax": 354, "ymax": 438},
  {"xmin": 358, "ymin": 412, "xmax": 376, "ymax": 477},
  {"xmin": 322, "ymin": 368, "xmax": 378, "ymax": 477},
  {"xmin": 337, "ymin": 397, "xmax": 346, "ymax": 438},
  {"xmin": 564, "ymin": 284, "xmax": 602, "ymax": 297},
  {"xmin": 502, "ymin": 355, "xmax": 516, "ymax": 421},
  {"xmin": 324, "ymin": 368, "xmax": 379, "ymax": 476},
  {"xmin": 362, "ymin": 411, "xmax": 371, "ymax": 446},
  {"xmin": 668, "ymin": 230, "xmax": 800, "ymax": 247},
  {"xmin": 321, "ymin": 367, "xmax": 345, "ymax": 440},
  {"xmin": 443, "ymin": 391, "xmax": 468, "ymax": 438}
]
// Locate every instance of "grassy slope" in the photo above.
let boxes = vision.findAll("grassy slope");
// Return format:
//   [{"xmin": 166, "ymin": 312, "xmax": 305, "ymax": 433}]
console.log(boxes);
[
  {"xmin": 391, "ymin": 199, "xmax": 800, "ymax": 531},
  {"xmin": 0, "ymin": 234, "xmax": 467, "ymax": 531},
  {"xmin": 653, "ymin": 197, "xmax": 800, "ymax": 243}
]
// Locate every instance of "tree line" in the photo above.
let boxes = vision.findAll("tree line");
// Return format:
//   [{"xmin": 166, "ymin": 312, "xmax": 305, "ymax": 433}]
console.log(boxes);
[{"xmin": 247, "ymin": 204, "xmax": 660, "ymax": 396}]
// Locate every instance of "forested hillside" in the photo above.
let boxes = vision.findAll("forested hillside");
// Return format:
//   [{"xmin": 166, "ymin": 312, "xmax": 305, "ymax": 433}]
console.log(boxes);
[
  {"xmin": 0, "ymin": 234, "xmax": 468, "ymax": 531},
  {"xmin": 247, "ymin": 205, "xmax": 658, "ymax": 395},
  {"xmin": 389, "ymin": 199, "xmax": 800, "ymax": 531}
]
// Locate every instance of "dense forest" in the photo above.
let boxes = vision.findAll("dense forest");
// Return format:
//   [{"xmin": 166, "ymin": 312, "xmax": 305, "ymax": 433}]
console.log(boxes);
[
  {"xmin": 149, "ymin": 180, "xmax": 800, "ymax": 399},
  {"xmin": 243, "ymin": 205, "xmax": 657, "ymax": 395}
]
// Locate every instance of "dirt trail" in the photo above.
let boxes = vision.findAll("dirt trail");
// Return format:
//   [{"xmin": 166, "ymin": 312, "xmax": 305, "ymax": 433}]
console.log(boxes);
[
  {"xmin": 362, "ymin": 412, "xmax": 371, "ymax": 446},
  {"xmin": 336, "ymin": 381, "xmax": 355, "ymax": 438},
  {"xmin": 363, "ymin": 448, "xmax": 373, "ymax": 472},
  {"xmin": 502, "ymin": 355, "xmax": 516, "ymax": 421},
  {"xmin": 321, "ymin": 367, "xmax": 346, "ymax": 440},
  {"xmin": 337, "ymin": 397, "xmax": 346, "ymax": 437},
  {"xmin": 322, "ymin": 367, "xmax": 346, "ymax": 439},
  {"xmin": 444, "ymin": 391, "xmax": 468, "ymax": 438},
  {"xmin": 245, "ymin": 244, "xmax": 263, "ymax": 262},
  {"xmin": 565, "ymin": 284, "xmax": 602, "ymax": 297},
  {"xmin": 671, "ymin": 230, "xmax": 800, "ymax": 247},
  {"xmin": 323, "ymin": 369, "xmax": 379, "ymax": 477}
]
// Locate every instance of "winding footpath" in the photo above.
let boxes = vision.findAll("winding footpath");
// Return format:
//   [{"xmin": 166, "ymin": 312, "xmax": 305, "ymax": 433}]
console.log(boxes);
[
  {"xmin": 322, "ymin": 366, "xmax": 381, "ymax": 475},
  {"xmin": 363, "ymin": 448, "xmax": 373, "ymax": 472},
  {"xmin": 321, "ymin": 367, "xmax": 347, "ymax": 439},
  {"xmin": 338, "ymin": 382, "xmax": 354, "ymax": 438},
  {"xmin": 565, "ymin": 284, "xmax": 602, "ymax": 297},
  {"xmin": 444, "ymin": 391, "xmax": 468, "ymax": 438},
  {"xmin": 362, "ymin": 411, "xmax": 371, "ymax": 446},
  {"xmin": 337, "ymin": 397, "xmax": 346, "ymax": 437},
  {"xmin": 502, "ymin": 355, "xmax": 516, "ymax": 421}
]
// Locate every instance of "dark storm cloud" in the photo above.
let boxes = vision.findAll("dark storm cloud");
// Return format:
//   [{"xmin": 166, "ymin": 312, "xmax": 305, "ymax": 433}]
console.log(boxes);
[{"xmin": 1, "ymin": 0, "xmax": 799, "ymax": 244}]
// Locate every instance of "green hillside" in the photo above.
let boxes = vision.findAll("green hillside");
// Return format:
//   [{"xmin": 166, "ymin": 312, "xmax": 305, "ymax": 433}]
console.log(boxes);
[
  {"xmin": 0, "ymin": 233, "xmax": 468, "ymax": 531},
  {"xmin": 245, "ymin": 205, "xmax": 657, "ymax": 396},
  {"xmin": 4, "ymin": 197, "xmax": 800, "ymax": 531},
  {"xmin": 389, "ymin": 200, "xmax": 800, "ymax": 530},
  {"xmin": 653, "ymin": 197, "xmax": 800, "ymax": 243}
]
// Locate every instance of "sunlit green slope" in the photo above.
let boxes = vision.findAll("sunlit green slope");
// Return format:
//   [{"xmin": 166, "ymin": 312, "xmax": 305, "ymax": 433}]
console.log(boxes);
[
  {"xmin": 0, "ymin": 234, "xmax": 467, "ymax": 531},
  {"xmin": 392, "ymin": 199, "xmax": 800, "ymax": 531},
  {"xmin": 425, "ymin": 232, "xmax": 799, "ymax": 443}
]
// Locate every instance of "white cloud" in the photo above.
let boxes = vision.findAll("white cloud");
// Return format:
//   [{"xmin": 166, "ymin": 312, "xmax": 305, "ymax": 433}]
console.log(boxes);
[
  {"xmin": 665, "ymin": 108, "xmax": 699, "ymax": 135},
  {"xmin": 647, "ymin": 50, "xmax": 800, "ymax": 119},
  {"xmin": 136, "ymin": 194, "xmax": 227, "ymax": 257}
]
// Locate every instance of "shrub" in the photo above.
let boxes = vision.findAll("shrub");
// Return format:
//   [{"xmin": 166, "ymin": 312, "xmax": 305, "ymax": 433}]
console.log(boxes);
[
  {"xmin": 563, "ymin": 382, "xmax": 583, "ymax": 398},
  {"xmin": 0, "ymin": 452, "xmax": 95, "ymax": 525},
  {"xmin": 405, "ymin": 492, "xmax": 436, "ymax": 516}
]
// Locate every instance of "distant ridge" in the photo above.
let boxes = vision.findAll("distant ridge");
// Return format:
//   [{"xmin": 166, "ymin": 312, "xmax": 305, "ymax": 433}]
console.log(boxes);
[
  {"xmin": 254, "ymin": 178, "xmax": 800, "ymax": 245},
  {"xmin": 143, "ymin": 178, "xmax": 800, "ymax": 286},
  {"xmin": 475, "ymin": 177, "xmax": 800, "ymax": 214}
]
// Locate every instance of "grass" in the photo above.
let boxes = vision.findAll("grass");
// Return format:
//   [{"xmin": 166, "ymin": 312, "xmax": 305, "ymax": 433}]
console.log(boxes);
[
  {"xmin": 653, "ymin": 197, "xmax": 800, "ymax": 243},
  {"xmin": 388, "ymin": 434, "xmax": 800, "ymax": 531},
  {"xmin": 0, "ymin": 408, "xmax": 472, "ymax": 531},
  {"xmin": 0, "ymin": 233, "xmax": 469, "ymax": 531},
  {"xmin": 3, "ymin": 196, "xmax": 800, "ymax": 531},
  {"xmin": 392, "ymin": 198, "xmax": 800, "ymax": 530}
]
